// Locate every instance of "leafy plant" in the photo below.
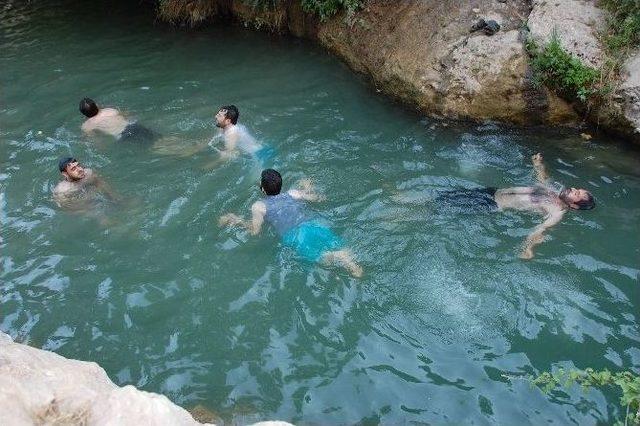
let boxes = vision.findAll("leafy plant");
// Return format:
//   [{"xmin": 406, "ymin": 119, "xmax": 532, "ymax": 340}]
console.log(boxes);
[
  {"xmin": 526, "ymin": 34, "xmax": 601, "ymax": 103},
  {"xmin": 600, "ymin": 0, "xmax": 640, "ymax": 54},
  {"xmin": 531, "ymin": 368, "xmax": 640, "ymax": 425},
  {"xmin": 299, "ymin": 0, "xmax": 362, "ymax": 21}
]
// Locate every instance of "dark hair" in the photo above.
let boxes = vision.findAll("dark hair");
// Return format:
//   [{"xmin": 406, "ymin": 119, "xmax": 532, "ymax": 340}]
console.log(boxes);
[
  {"xmin": 79, "ymin": 98, "xmax": 99, "ymax": 118},
  {"xmin": 220, "ymin": 105, "xmax": 239, "ymax": 125},
  {"xmin": 58, "ymin": 157, "xmax": 76, "ymax": 172},
  {"xmin": 261, "ymin": 169, "xmax": 282, "ymax": 196},
  {"xmin": 575, "ymin": 192, "xmax": 595, "ymax": 210}
]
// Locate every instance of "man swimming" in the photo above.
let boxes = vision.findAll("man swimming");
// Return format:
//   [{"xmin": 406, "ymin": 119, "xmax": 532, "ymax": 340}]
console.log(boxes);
[
  {"xmin": 435, "ymin": 153, "xmax": 595, "ymax": 259},
  {"xmin": 209, "ymin": 105, "xmax": 274, "ymax": 164},
  {"xmin": 219, "ymin": 169, "xmax": 363, "ymax": 277},
  {"xmin": 52, "ymin": 157, "xmax": 118, "ymax": 214},
  {"xmin": 79, "ymin": 97, "xmax": 156, "ymax": 145}
]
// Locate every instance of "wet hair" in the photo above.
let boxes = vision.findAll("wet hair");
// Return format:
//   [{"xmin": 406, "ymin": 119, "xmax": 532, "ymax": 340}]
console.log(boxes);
[
  {"xmin": 574, "ymin": 191, "xmax": 595, "ymax": 210},
  {"xmin": 219, "ymin": 105, "xmax": 239, "ymax": 125},
  {"xmin": 58, "ymin": 157, "xmax": 76, "ymax": 172},
  {"xmin": 261, "ymin": 169, "xmax": 282, "ymax": 196},
  {"xmin": 79, "ymin": 98, "xmax": 99, "ymax": 118}
]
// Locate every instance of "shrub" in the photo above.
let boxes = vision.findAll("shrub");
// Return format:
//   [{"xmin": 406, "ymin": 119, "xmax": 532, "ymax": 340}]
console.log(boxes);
[
  {"xmin": 600, "ymin": 0, "xmax": 640, "ymax": 54},
  {"xmin": 531, "ymin": 367, "xmax": 640, "ymax": 425},
  {"xmin": 300, "ymin": 0, "xmax": 363, "ymax": 21},
  {"xmin": 527, "ymin": 35, "xmax": 601, "ymax": 103}
]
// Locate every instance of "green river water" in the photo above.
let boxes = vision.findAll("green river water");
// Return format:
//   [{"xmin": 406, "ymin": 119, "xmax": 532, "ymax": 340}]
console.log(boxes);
[{"xmin": 1, "ymin": 1, "xmax": 639, "ymax": 424}]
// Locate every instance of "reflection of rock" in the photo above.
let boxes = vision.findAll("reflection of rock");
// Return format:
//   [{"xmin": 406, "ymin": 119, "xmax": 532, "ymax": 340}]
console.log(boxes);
[{"xmin": 0, "ymin": 332, "xmax": 292, "ymax": 426}]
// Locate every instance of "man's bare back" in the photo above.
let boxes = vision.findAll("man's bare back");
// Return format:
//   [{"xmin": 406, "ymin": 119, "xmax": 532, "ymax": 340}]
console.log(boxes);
[{"xmin": 81, "ymin": 108, "xmax": 129, "ymax": 138}]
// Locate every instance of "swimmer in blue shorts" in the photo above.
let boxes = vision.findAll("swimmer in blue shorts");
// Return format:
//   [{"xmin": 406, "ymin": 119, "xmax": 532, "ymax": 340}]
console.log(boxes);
[{"xmin": 219, "ymin": 169, "xmax": 363, "ymax": 277}]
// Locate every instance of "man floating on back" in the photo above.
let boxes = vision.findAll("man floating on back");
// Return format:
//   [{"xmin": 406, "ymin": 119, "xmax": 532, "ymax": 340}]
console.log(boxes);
[{"xmin": 435, "ymin": 153, "xmax": 595, "ymax": 259}]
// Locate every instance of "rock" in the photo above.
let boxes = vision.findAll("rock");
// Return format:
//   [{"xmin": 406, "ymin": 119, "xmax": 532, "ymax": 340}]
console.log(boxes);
[
  {"xmin": 0, "ymin": 332, "xmax": 293, "ymax": 426},
  {"xmin": 318, "ymin": 0, "xmax": 576, "ymax": 125},
  {"xmin": 528, "ymin": 0, "xmax": 640, "ymax": 143},
  {"xmin": 527, "ymin": 0, "xmax": 607, "ymax": 68},
  {"xmin": 596, "ymin": 51, "xmax": 640, "ymax": 143}
]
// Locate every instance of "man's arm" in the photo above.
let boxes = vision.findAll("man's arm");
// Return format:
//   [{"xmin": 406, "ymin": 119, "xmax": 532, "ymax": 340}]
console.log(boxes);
[
  {"xmin": 219, "ymin": 130, "xmax": 239, "ymax": 153},
  {"xmin": 288, "ymin": 178, "xmax": 324, "ymax": 202},
  {"xmin": 532, "ymin": 153, "xmax": 551, "ymax": 187},
  {"xmin": 81, "ymin": 120, "xmax": 95, "ymax": 133},
  {"xmin": 219, "ymin": 201, "xmax": 266, "ymax": 236},
  {"xmin": 520, "ymin": 209, "xmax": 565, "ymax": 259},
  {"xmin": 95, "ymin": 176, "xmax": 120, "ymax": 202}
]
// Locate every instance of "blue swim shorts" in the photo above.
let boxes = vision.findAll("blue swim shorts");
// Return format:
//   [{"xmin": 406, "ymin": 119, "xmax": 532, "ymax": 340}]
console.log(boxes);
[
  {"xmin": 254, "ymin": 145, "xmax": 276, "ymax": 165},
  {"xmin": 282, "ymin": 220, "xmax": 344, "ymax": 262}
]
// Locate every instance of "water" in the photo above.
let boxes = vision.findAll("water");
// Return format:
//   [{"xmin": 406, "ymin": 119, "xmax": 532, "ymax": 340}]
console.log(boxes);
[{"xmin": 1, "ymin": 1, "xmax": 639, "ymax": 424}]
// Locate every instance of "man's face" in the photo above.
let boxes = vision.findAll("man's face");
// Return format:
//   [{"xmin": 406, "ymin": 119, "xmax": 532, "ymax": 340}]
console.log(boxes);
[
  {"xmin": 561, "ymin": 187, "xmax": 590, "ymax": 208},
  {"xmin": 215, "ymin": 109, "xmax": 229, "ymax": 128},
  {"xmin": 63, "ymin": 161, "xmax": 86, "ymax": 181}
]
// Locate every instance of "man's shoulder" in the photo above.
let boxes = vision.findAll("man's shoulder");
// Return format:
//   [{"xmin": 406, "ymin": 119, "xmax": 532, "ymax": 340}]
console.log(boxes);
[
  {"xmin": 101, "ymin": 107, "xmax": 120, "ymax": 116},
  {"xmin": 53, "ymin": 180, "xmax": 73, "ymax": 194}
]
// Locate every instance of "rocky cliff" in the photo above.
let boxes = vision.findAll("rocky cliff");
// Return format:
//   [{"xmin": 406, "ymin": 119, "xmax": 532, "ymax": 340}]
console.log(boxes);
[{"xmin": 159, "ymin": 0, "xmax": 639, "ymax": 143}]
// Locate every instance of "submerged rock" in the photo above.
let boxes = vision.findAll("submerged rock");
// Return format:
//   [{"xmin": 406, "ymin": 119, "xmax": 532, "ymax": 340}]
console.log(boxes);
[{"xmin": 0, "ymin": 332, "xmax": 292, "ymax": 426}]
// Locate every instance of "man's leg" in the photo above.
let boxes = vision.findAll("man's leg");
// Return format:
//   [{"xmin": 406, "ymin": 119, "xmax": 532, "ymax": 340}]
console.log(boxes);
[{"xmin": 322, "ymin": 249, "xmax": 363, "ymax": 278}]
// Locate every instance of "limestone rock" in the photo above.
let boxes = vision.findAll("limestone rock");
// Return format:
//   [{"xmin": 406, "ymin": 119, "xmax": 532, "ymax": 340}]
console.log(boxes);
[
  {"xmin": 318, "ymin": 0, "xmax": 576, "ymax": 125},
  {"xmin": 527, "ymin": 0, "xmax": 608, "ymax": 68},
  {"xmin": 0, "ymin": 332, "xmax": 294, "ymax": 426}
]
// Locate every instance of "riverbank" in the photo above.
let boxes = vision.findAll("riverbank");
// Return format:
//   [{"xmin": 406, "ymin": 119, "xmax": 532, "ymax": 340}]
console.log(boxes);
[{"xmin": 158, "ymin": 0, "xmax": 640, "ymax": 144}]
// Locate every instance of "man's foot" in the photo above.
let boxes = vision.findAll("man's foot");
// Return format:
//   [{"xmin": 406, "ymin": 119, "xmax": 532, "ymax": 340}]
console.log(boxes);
[{"xmin": 323, "ymin": 250, "xmax": 363, "ymax": 278}]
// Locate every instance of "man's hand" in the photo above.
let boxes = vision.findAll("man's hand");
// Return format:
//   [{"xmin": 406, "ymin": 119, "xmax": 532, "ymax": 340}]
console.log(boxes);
[
  {"xmin": 519, "ymin": 233, "xmax": 544, "ymax": 260},
  {"xmin": 292, "ymin": 178, "xmax": 325, "ymax": 202},
  {"xmin": 298, "ymin": 178, "xmax": 314, "ymax": 192},
  {"xmin": 219, "ymin": 213, "xmax": 244, "ymax": 227}
]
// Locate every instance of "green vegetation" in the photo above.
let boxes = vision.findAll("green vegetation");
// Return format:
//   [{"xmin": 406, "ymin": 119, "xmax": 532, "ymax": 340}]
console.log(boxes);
[
  {"xmin": 600, "ymin": 0, "xmax": 640, "ymax": 54},
  {"xmin": 526, "ymin": 1, "xmax": 639, "ymax": 106},
  {"xmin": 299, "ymin": 0, "xmax": 363, "ymax": 21},
  {"xmin": 526, "ymin": 35, "xmax": 602, "ymax": 103},
  {"xmin": 532, "ymin": 368, "xmax": 640, "ymax": 425},
  {"xmin": 244, "ymin": 0, "xmax": 363, "ymax": 20}
]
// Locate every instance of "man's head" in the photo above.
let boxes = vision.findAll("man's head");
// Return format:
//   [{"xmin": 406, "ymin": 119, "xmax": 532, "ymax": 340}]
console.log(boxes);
[
  {"xmin": 215, "ymin": 105, "xmax": 239, "ymax": 128},
  {"xmin": 79, "ymin": 98, "xmax": 99, "ymax": 118},
  {"xmin": 559, "ymin": 187, "xmax": 595, "ymax": 210},
  {"xmin": 58, "ymin": 157, "xmax": 85, "ymax": 181},
  {"xmin": 260, "ymin": 169, "xmax": 282, "ymax": 196}
]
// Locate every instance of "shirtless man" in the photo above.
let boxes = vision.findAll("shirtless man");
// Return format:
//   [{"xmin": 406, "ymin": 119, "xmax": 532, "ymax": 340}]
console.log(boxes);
[
  {"xmin": 52, "ymin": 157, "xmax": 118, "ymax": 215},
  {"xmin": 219, "ymin": 169, "xmax": 362, "ymax": 277},
  {"xmin": 79, "ymin": 98, "xmax": 156, "ymax": 145},
  {"xmin": 435, "ymin": 153, "xmax": 595, "ymax": 259},
  {"xmin": 210, "ymin": 105, "xmax": 274, "ymax": 164}
]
